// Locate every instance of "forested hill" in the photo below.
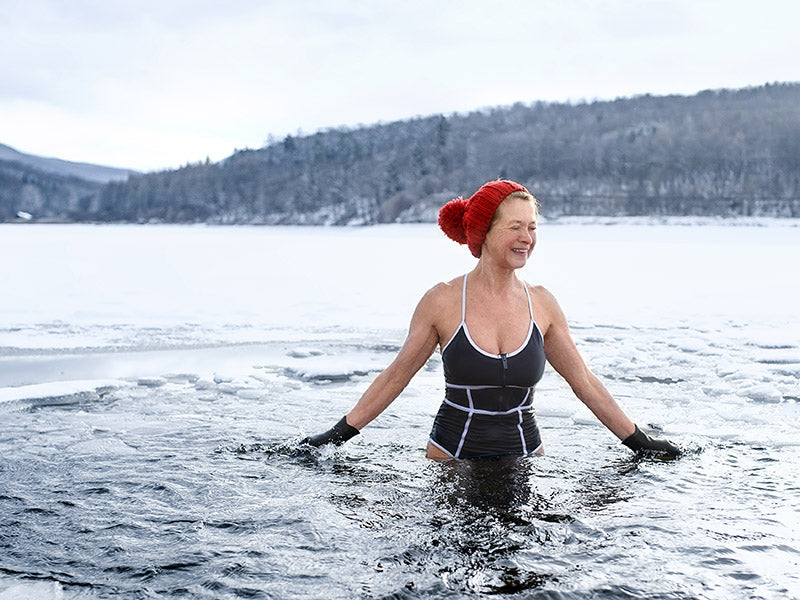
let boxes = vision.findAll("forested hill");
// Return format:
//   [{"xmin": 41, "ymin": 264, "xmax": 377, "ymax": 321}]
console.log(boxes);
[{"xmin": 8, "ymin": 83, "xmax": 800, "ymax": 223}]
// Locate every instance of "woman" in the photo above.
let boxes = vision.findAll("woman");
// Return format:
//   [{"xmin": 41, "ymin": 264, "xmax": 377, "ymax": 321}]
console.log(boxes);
[{"xmin": 303, "ymin": 180, "xmax": 679, "ymax": 459}]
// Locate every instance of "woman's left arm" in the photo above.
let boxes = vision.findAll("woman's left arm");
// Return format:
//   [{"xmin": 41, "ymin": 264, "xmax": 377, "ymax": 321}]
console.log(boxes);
[
  {"xmin": 538, "ymin": 287, "xmax": 635, "ymax": 440},
  {"xmin": 535, "ymin": 286, "xmax": 680, "ymax": 455}
]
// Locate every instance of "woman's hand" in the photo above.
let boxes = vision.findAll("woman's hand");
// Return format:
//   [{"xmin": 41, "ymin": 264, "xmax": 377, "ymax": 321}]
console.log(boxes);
[
  {"xmin": 622, "ymin": 424, "xmax": 681, "ymax": 457},
  {"xmin": 300, "ymin": 416, "xmax": 359, "ymax": 447}
]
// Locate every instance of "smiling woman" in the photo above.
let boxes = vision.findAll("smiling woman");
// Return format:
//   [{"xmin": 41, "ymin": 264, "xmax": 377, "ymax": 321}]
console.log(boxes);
[
  {"xmin": 301, "ymin": 179, "xmax": 681, "ymax": 460},
  {"xmin": 479, "ymin": 193, "xmax": 539, "ymax": 269}
]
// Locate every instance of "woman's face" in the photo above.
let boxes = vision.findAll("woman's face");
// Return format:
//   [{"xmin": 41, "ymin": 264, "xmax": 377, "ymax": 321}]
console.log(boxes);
[{"xmin": 482, "ymin": 196, "xmax": 538, "ymax": 268}]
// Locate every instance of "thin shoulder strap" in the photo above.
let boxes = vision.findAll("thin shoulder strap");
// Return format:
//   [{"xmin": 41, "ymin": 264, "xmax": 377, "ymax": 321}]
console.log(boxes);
[
  {"xmin": 461, "ymin": 273, "xmax": 468, "ymax": 323},
  {"xmin": 521, "ymin": 279, "xmax": 533, "ymax": 320}
]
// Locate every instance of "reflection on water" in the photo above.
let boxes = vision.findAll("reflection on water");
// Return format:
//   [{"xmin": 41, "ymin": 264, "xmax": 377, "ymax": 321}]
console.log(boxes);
[
  {"xmin": 353, "ymin": 454, "xmax": 652, "ymax": 597},
  {"xmin": 423, "ymin": 457, "xmax": 560, "ymax": 595}
]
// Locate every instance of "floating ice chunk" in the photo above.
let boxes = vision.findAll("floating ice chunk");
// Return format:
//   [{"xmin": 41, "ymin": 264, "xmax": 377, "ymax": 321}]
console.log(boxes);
[
  {"xmin": 740, "ymin": 383, "xmax": 783, "ymax": 403},
  {"xmin": 580, "ymin": 335, "xmax": 614, "ymax": 344},
  {"xmin": 772, "ymin": 366, "xmax": 800, "ymax": 381},
  {"xmin": 0, "ymin": 379, "xmax": 125, "ymax": 404},
  {"xmin": 675, "ymin": 337, "xmax": 708, "ymax": 353},
  {"xmin": 0, "ymin": 579, "xmax": 62, "ymax": 599},
  {"xmin": 69, "ymin": 437, "xmax": 139, "ymax": 456},
  {"xmin": 287, "ymin": 347, "xmax": 324, "ymax": 358},
  {"xmin": 278, "ymin": 380, "xmax": 303, "ymax": 391},
  {"xmin": 285, "ymin": 364, "xmax": 372, "ymax": 383},
  {"xmin": 164, "ymin": 373, "xmax": 199, "ymax": 384},
  {"xmin": 702, "ymin": 383, "xmax": 734, "ymax": 398},
  {"xmin": 248, "ymin": 372, "xmax": 278, "ymax": 384},
  {"xmin": 216, "ymin": 383, "xmax": 241, "ymax": 395},
  {"xmin": 195, "ymin": 379, "xmax": 215, "ymax": 390},
  {"xmin": 284, "ymin": 353, "xmax": 388, "ymax": 383},
  {"xmin": 137, "ymin": 377, "xmax": 166, "ymax": 388},
  {"xmin": 754, "ymin": 350, "xmax": 800, "ymax": 365},
  {"xmin": 213, "ymin": 373, "xmax": 234, "ymax": 384},
  {"xmin": 714, "ymin": 360, "xmax": 737, "ymax": 378},
  {"xmin": 237, "ymin": 388, "xmax": 266, "ymax": 399},
  {"xmin": 536, "ymin": 403, "xmax": 575, "ymax": 418},
  {"xmin": 570, "ymin": 407, "xmax": 602, "ymax": 427},
  {"xmin": 716, "ymin": 361, "xmax": 770, "ymax": 383}
]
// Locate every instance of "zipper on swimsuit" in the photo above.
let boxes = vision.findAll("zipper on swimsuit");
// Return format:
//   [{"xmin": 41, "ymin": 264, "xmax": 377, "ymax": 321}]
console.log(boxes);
[{"xmin": 500, "ymin": 353, "xmax": 508, "ymax": 387}]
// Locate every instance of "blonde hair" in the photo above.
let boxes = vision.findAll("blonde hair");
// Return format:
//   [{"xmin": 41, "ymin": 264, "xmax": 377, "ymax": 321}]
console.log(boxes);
[{"xmin": 489, "ymin": 190, "xmax": 539, "ymax": 228}]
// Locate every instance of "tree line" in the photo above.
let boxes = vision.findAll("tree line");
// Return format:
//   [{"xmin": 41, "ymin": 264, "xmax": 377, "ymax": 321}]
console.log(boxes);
[{"xmin": 4, "ymin": 82, "xmax": 800, "ymax": 223}]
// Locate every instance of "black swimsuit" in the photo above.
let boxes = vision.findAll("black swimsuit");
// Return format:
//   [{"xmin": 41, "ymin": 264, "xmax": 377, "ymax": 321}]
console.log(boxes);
[{"xmin": 429, "ymin": 274, "xmax": 546, "ymax": 459}]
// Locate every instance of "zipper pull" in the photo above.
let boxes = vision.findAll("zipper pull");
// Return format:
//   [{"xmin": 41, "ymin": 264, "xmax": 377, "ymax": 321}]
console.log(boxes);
[{"xmin": 501, "ymin": 353, "xmax": 508, "ymax": 387}]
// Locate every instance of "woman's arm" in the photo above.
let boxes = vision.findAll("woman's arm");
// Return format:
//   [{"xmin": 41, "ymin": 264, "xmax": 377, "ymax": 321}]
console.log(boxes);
[
  {"xmin": 302, "ymin": 285, "xmax": 443, "ymax": 445},
  {"xmin": 536, "ymin": 286, "xmax": 680, "ymax": 456},
  {"xmin": 346, "ymin": 290, "xmax": 441, "ymax": 429},
  {"xmin": 540, "ymin": 288, "xmax": 636, "ymax": 440}
]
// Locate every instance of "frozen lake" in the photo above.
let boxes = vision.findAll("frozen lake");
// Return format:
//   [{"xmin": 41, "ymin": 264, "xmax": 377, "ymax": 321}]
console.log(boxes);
[{"xmin": 1, "ymin": 220, "xmax": 799, "ymax": 599}]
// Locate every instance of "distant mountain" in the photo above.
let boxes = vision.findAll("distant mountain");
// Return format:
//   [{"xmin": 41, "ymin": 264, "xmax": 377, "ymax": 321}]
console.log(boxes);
[
  {"xmin": 0, "ymin": 143, "xmax": 136, "ymax": 183},
  {"xmin": 0, "ymin": 144, "xmax": 139, "ymax": 222},
  {"xmin": 0, "ymin": 159, "xmax": 100, "ymax": 222}
]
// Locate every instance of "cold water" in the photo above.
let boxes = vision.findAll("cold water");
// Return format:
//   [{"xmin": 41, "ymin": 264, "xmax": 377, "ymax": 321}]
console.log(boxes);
[{"xmin": 1, "ymin": 220, "xmax": 799, "ymax": 599}]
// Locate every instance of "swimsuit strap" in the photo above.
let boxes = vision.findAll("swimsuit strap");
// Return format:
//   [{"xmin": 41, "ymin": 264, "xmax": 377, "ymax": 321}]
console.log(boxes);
[
  {"xmin": 522, "ymin": 278, "xmax": 533, "ymax": 321},
  {"xmin": 460, "ymin": 273, "xmax": 468, "ymax": 323}
]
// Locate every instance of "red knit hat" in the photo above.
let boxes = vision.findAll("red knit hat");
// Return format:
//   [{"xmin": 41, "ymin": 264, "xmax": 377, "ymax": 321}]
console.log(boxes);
[{"xmin": 438, "ymin": 180, "xmax": 530, "ymax": 257}]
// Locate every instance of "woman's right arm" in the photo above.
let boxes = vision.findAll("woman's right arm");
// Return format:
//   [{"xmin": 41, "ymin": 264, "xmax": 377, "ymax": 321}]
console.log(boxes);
[{"xmin": 302, "ymin": 285, "xmax": 444, "ymax": 446}]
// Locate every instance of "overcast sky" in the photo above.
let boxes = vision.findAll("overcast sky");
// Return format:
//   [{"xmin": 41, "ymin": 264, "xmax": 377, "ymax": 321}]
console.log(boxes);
[{"xmin": 2, "ymin": 0, "xmax": 799, "ymax": 172}]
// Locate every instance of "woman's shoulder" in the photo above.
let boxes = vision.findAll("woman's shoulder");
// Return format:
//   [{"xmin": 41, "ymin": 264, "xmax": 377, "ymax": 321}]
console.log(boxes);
[
  {"xmin": 413, "ymin": 276, "xmax": 463, "ymax": 319},
  {"xmin": 525, "ymin": 282, "xmax": 566, "ymax": 331},
  {"xmin": 422, "ymin": 276, "xmax": 463, "ymax": 304},
  {"xmin": 525, "ymin": 281, "xmax": 558, "ymax": 305}
]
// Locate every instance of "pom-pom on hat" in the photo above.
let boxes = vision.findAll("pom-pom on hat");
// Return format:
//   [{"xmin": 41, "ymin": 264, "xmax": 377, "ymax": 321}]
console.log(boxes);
[{"xmin": 438, "ymin": 179, "xmax": 530, "ymax": 257}]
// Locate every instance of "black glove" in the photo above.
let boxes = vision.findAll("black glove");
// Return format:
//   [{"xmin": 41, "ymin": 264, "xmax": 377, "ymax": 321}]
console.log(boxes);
[
  {"xmin": 622, "ymin": 424, "xmax": 681, "ymax": 457},
  {"xmin": 301, "ymin": 416, "xmax": 360, "ymax": 447}
]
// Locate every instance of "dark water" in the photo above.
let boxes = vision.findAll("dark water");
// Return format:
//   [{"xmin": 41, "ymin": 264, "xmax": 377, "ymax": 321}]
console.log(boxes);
[{"xmin": 1, "ymin": 335, "xmax": 799, "ymax": 600}]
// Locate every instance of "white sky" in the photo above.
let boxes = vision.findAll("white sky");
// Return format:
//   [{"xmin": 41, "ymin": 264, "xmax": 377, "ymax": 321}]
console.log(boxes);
[{"xmin": 2, "ymin": 0, "xmax": 799, "ymax": 172}]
